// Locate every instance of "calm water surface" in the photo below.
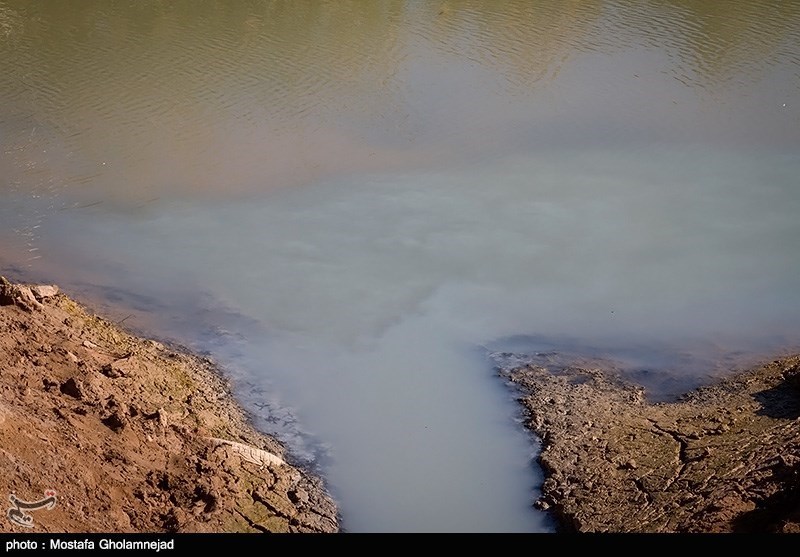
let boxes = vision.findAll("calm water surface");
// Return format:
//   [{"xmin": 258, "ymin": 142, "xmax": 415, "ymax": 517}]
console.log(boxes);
[{"xmin": 2, "ymin": 1, "xmax": 799, "ymax": 532}]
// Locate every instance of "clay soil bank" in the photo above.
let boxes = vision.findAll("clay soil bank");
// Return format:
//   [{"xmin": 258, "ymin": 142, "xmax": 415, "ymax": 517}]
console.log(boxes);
[{"xmin": 0, "ymin": 276, "xmax": 339, "ymax": 533}]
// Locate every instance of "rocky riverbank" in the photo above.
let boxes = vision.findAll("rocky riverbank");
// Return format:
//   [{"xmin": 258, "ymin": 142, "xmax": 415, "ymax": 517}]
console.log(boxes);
[
  {"xmin": 494, "ymin": 349, "xmax": 800, "ymax": 532},
  {"xmin": 0, "ymin": 277, "xmax": 339, "ymax": 533}
]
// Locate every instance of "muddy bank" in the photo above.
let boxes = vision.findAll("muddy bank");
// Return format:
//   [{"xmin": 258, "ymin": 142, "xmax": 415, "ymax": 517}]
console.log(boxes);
[
  {"xmin": 494, "ymin": 350, "xmax": 800, "ymax": 532},
  {"xmin": 0, "ymin": 277, "xmax": 339, "ymax": 533},
  {"xmin": 7, "ymin": 272, "xmax": 799, "ymax": 535}
]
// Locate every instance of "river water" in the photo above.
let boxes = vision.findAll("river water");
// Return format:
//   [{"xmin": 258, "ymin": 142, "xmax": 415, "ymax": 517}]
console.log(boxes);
[{"xmin": 2, "ymin": 1, "xmax": 799, "ymax": 532}]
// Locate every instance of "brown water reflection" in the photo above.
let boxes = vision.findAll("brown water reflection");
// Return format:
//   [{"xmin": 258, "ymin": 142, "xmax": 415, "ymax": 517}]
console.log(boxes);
[{"xmin": 2, "ymin": 1, "xmax": 798, "ymax": 210}]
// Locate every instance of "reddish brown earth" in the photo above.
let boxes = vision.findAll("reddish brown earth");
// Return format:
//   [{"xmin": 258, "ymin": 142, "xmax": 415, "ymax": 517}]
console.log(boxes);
[{"xmin": 0, "ymin": 277, "xmax": 339, "ymax": 533}]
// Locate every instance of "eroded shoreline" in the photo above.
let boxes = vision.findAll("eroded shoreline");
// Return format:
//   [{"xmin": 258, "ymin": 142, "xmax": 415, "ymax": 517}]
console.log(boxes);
[
  {"xmin": 0, "ymin": 277, "xmax": 339, "ymax": 533},
  {"xmin": 494, "ymin": 349, "xmax": 800, "ymax": 532}
]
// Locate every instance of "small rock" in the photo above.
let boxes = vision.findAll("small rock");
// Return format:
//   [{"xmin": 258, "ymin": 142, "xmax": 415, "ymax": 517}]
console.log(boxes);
[
  {"xmin": 0, "ymin": 277, "xmax": 13, "ymax": 305},
  {"xmin": 158, "ymin": 408, "xmax": 170, "ymax": 427},
  {"xmin": 100, "ymin": 363, "xmax": 122, "ymax": 378},
  {"xmin": 30, "ymin": 284, "xmax": 59, "ymax": 301},
  {"xmin": 288, "ymin": 489, "xmax": 309, "ymax": 506},
  {"xmin": 82, "ymin": 340, "xmax": 100, "ymax": 350},
  {"xmin": 2, "ymin": 283, "xmax": 44, "ymax": 311}
]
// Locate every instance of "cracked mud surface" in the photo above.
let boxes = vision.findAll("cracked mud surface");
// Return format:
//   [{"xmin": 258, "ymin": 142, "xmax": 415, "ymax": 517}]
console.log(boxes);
[
  {"xmin": 0, "ymin": 277, "xmax": 339, "ymax": 533},
  {"xmin": 495, "ymin": 350, "xmax": 800, "ymax": 532}
]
